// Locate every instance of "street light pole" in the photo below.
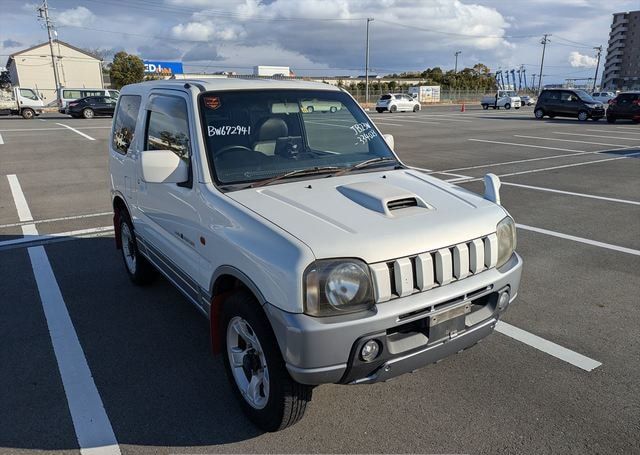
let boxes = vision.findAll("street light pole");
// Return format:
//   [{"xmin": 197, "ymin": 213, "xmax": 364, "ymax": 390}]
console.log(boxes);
[
  {"xmin": 537, "ymin": 34, "xmax": 550, "ymax": 92},
  {"xmin": 592, "ymin": 45, "xmax": 602, "ymax": 92},
  {"xmin": 365, "ymin": 17, "xmax": 374, "ymax": 106},
  {"xmin": 454, "ymin": 51, "xmax": 461, "ymax": 73}
]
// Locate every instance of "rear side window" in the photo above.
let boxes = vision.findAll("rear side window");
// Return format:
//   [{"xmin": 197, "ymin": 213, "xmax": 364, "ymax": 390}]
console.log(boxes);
[
  {"xmin": 63, "ymin": 90, "xmax": 82, "ymax": 99},
  {"xmin": 112, "ymin": 95, "xmax": 141, "ymax": 155},
  {"xmin": 144, "ymin": 95, "xmax": 190, "ymax": 162},
  {"xmin": 380, "ymin": 95, "xmax": 391, "ymax": 100}
]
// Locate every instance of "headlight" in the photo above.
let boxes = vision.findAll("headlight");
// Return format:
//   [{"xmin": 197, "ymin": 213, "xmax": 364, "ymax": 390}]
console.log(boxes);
[
  {"xmin": 304, "ymin": 259, "xmax": 374, "ymax": 317},
  {"xmin": 496, "ymin": 216, "xmax": 517, "ymax": 268}
]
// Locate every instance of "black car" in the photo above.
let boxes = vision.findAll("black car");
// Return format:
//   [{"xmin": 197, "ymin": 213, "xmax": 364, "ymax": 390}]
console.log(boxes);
[
  {"xmin": 606, "ymin": 92, "xmax": 640, "ymax": 123},
  {"xmin": 534, "ymin": 88, "xmax": 605, "ymax": 121},
  {"xmin": 67, "ymin": 96, "xmax": 117, "ymax": 119}
]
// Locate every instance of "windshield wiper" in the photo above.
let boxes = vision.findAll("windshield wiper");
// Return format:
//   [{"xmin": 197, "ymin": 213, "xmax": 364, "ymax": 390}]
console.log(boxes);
[
  {"xmin": 249, "ymin": 166, "xmax": 340, "ymax": 188},
  {"xmin": 333, "ymin": 157, "xmax": 398, "ymax": 177}
]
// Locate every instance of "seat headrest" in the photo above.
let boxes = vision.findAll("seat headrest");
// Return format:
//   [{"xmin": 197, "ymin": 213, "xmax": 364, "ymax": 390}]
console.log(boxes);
[{"xmin": 257, "ymin": 118, "xmax": 288, "ymax": 141}]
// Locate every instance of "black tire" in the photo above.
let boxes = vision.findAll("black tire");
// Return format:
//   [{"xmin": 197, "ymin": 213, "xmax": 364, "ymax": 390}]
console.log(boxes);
[
  {"xmin": 413, "ymin": 104, "xmax": 419, "ymax": 112},
  {"xmin": 83, "ymin": 108, "xmax": 95, "ymax": 119},
  {"xmin": 607, "ymin": 116, "xmax": 616, "ymax": 124},
  {"xmin": 329, "ymin": 106, "xmax": 337, "ymax": 113},
  {"xmin": 492, "ymin": 106, "xmax": 497, "ymax": 110},
  {"xmin": 21, "ymin": 108, "xmax": 35, "ymax": 119},
  {"xmin": 376, "ymin": 108, "xmax": 384, "ymax": 113},
  {"xmin": 389, "ymin": 105, "xmax": 397, "ymax": 113},
  {"xmin": 482, "ymin": 104, "xmax": 488, "ymax": 110},
  {"xmin": 504, "ymin": 103, "xmax": 511, "ymax": 110},
  {"xmin": 118, "ymin": 210, "xmax": 156, "ymax": 285},
  {"xmin": 222, "ymin": 291, "xmax": 312, "ymax": 432},
  {"xmin": 306, "ymin": 106, "xmax": 314, "ymax": 113},
  {"xmin": 534, "ymin": 108, "xmax": 544, "ymax": 119},
  {"xmin": 515, "ymin": 106, "xmax": 520, "ymax": 110},
  {"xmin": 577, "ymin": 110, "xmax": 588, "ymax": 122}
]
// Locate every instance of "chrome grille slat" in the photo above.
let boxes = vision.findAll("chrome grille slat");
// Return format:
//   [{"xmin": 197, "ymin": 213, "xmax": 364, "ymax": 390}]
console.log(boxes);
[{"xmin": 369, "ymin": 233, "xmax": 497, "ymax": 303}]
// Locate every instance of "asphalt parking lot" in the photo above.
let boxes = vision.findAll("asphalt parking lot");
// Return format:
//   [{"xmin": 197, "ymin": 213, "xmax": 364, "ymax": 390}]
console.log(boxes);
[{"xmin": 1, "ymin": 105, "xmax": 639, "ymax": 454}]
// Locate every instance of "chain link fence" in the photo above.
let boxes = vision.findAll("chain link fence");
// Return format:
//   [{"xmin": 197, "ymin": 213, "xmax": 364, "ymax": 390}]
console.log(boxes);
[{"xmin": 344, "ymin": 87, "xmax": 539, "ymax": 105}]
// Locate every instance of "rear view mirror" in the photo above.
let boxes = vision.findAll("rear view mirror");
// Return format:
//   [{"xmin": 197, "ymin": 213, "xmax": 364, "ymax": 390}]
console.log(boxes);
[
  {"xmin": 383, "ymin": 134, "xmax": 395, "ymax": 151},
  {"xmin": 140, "ymin": 150, "xmax": 188, "ymax": 184},
  {"xmin": 272, "ymin": 103, "xmax": 300, "ymax": 114}
]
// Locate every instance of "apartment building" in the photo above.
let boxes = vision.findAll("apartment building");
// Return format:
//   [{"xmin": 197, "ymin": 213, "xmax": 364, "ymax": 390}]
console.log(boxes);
[{"xmin": 602, "ymin": 10, "xmax": 640, "ymax": 91}]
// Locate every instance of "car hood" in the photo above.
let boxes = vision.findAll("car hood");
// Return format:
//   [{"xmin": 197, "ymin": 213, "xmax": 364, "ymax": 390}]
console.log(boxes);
[{"xmin": 227, "ymin": 169, "xmax": 506, "ymax": 263}]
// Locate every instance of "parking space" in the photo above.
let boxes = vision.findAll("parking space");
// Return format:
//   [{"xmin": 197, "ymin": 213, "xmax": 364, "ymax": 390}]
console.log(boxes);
[{"xmin": 1, "ymin": 107, "xmax": 639, "ymax": 454}]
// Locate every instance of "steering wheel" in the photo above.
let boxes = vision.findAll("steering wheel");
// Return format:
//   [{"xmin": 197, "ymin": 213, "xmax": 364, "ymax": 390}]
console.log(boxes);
[{"xmin": 215, "ymin": 145, "xmax": 255, "ymax": 160}]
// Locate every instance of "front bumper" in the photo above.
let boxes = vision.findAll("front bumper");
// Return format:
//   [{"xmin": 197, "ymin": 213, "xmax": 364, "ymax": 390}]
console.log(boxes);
[{"xmin": 265, "ymin": 252, "xmax": 523, "ymax": 385}]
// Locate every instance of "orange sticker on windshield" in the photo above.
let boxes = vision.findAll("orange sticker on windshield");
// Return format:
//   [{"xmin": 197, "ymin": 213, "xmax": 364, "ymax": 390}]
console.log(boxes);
[{"xmin": 204, "ymin": 96, "xmax": 221, "ymax": 110}]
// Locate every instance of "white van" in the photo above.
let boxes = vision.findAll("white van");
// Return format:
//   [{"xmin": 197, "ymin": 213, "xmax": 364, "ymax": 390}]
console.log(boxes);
[{"xmin": 58, "ymin": 87, "xmax": 119, "ymax": 113}]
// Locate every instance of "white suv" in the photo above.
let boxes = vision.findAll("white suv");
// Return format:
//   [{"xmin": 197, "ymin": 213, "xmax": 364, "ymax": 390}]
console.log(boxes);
[
  {"xmin": 109, "ymin": 79, "xmax": 522, "ymax": 431},
  {"xmin": 376, "ymin": 93, "xmax": 421, "ymax": 113}
]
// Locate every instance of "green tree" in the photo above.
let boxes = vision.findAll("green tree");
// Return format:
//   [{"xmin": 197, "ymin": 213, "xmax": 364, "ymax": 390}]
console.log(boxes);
[{"xmin": 109, "ymin": 51, "xmax": 145, "ymax": 89}]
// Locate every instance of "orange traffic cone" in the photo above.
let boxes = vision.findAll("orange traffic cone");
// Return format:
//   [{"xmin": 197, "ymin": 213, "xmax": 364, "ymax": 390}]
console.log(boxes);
[{"xmin": 461, "ymin": 103, "xmax": 466, "ymax": 112}]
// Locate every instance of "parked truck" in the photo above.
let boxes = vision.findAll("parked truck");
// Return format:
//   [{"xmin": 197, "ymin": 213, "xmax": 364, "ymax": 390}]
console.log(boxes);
[
  {"xmin": 408, "ymin": 85, "xmax": 441, "ymax": 103},
  {"xmin": 481, "ymin": 90, "xmax": 521, "ymax": 110},
  {"xmin": 0, "ymin": 87, "xmax": 45, "ymax": 119}
]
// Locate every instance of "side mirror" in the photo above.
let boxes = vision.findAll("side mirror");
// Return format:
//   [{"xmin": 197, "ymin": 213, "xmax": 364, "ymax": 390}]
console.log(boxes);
[
  {"xmin": 483, "ymin": 173, "xmax": 501, "ymax": 205},
  {"xmin": 383, "ymin": 133, "xmax": 395, "ymax": 151},
  {"xmin": 140, "ymin": 150, "xmax": 189, "ymax": 184}
]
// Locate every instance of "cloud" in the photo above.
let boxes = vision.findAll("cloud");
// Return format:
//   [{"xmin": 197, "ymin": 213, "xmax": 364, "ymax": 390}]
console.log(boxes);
[
  {"xmin": 171, "ymin": 20, "xmax": 245, "ymax": 42},
  {"xmin": 55, "ymin": 6, "xmax": 96, "ymax": 27},
  {"xmin": 2, "ymin": 39, "xmax": 23, "ymax": 48},
  {"xmin": 138, "ymin": 44, "xmax": 182, "ymax": 60},
  {"xmin": 569, "ymin": 51, "xmax": 597, "ymax": 68}
]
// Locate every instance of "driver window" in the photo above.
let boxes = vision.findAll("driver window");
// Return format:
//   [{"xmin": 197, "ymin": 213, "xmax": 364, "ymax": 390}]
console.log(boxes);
[{"xmin": 145, "ymin": 95, "xmax": 191, "ymax": 164}]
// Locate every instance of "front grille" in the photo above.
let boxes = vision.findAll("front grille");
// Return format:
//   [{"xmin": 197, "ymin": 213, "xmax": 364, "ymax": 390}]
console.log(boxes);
[{"xmin": 369, "ymin": 233, "xmax": 498, "ymax": 302}]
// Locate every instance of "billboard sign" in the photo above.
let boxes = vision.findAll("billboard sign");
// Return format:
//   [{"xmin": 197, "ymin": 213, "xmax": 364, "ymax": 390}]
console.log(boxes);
[{"xmin": 143, "ymin": 61, "xmax": 184, "ymax": 75}]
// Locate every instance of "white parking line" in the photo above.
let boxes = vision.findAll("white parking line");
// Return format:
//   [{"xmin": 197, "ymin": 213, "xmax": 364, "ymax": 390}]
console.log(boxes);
[
  {"xmin": 0, "ymin": 133, "xmax": 3, "ymax": 145},
  {"xmin": 583, "ymin": 128, "xmax": 640, "ymax": 136},
  {"xmin": 469, "ymin": 139, "xmax": 586, "ymax": 153},
  {"xmin": 513, "ymin": 135, "xmax": 630, "ymax": 148},
  {"xmin": 0, "ymin": 127, "xmax": 110, "ymax": 132},
  {"xmin": 380, "ymin": 118, "xmax": 442, "ymax": 125},
  {"xmin": 516, "ymin": 223, "xmax": 640, "ymax": 256},
  {"xmin": 615, "ymin": 127, "xmax": 640, "ymax": 134},
  {"xmin": 55, "ymin": 123, "xmax": 96, "ymax": 141},
  {"xmin": 502, "ymin": 182, "xmax": 640, "ymax": 206},
  {"xmin": 553, "ymin": 132, "xmax": 639, "ymax": 141},
  {"xmin": 6, "ymin": 175, "xmax": 120, "ymax": 455},
  {"xmin": 495, "ymin": 321, "xmax": 602, "ymax": 372},
  {"xmin": 374, "ymin": 121, "xmax": 406, "ymax": 127},
  {"xmin": 0, "ymin": 226, "xmax": 115, "ymax": 248},
  {"xmin": 451, "ymin": 151, "xmax": 640, "ymax": 183},
  {"xmin": 0, "ymin": 211, "xmax": 112, "ymax": 229}
]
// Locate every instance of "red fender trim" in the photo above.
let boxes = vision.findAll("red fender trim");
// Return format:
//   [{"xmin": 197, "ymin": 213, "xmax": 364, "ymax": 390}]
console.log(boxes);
[{"xmin": 113, "ymin": 211, "xmax": 122, "ymax": 249}]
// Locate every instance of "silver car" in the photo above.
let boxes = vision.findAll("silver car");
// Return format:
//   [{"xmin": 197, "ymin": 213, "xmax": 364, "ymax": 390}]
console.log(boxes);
[{"xmin": 376, "ymin": 93, "xmax": 421, "ymax": 113}]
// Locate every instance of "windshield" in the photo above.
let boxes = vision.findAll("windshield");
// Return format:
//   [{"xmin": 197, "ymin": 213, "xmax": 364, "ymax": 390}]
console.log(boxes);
[
  {"xmin": 200, "ymin": 89, "xmax": 397, "ymax": 187},
  {"xmin": 574, "ymin": 90, "xmax": 596, "ymax": 103}
]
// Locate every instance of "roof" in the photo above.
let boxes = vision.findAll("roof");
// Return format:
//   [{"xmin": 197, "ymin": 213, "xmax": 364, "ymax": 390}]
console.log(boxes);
[
  {"xmin": 123, "ymin": 78, "xmax": 343, "ymax": 93},
  {"xmin": 6, "ymin": 40, "xmax": 101, "ymax": 68}
]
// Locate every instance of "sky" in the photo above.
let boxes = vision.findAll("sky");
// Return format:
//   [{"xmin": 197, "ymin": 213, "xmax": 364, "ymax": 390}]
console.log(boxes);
[{"xmin": 1, "ymin": 0, "xmax": 639, "ymax": 84}]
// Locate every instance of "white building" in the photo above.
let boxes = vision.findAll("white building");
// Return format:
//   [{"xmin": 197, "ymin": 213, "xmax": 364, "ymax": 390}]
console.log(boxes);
[{"xmin": 6, "ymin": 40, "xmax": 103, "ymax": 105}]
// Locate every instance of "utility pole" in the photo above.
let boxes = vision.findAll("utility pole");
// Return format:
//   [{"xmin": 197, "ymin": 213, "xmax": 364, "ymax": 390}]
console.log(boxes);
[
  {"xmin": 37, "ymin": 0, "xmax": 61, "ymax": 103},
  {"xmin": 592, "ymin": 45, "xmax": 602, "ymax": 92},
  {"xmin": 365, "ymin": 18, "xmax": 373, "ymax": 107},
  {"xmin": 531, "ymin": 74, "xmax": 536, "ymax": 88},
  {"xmin": 537, "ymin": 34, "xmax": 550, "ymax": 92},
  {"xmin": 454, "ymin": 51, "xmax": 461, "ymax": 73}
]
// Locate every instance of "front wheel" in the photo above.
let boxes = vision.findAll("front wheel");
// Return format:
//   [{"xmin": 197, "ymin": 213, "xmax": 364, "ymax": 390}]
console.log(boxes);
[
  {"xmin": 413, "ymin": 104, "xmax": 420, "ymax": 112},
  {"xmin": 222, "ymin": 291, "xmax": 312, "ymax": 431},
  {"xmin": 119, "ymin": 210, "xmax": 156, "ymax": 285},
  {"xmin": 376, "ymin": 108, "xmax": 384, "ymax": 113},
  {"xmin": 83, "ymin": 108, "xmax": 94, "ymax": 119},
  {"xmin": 482, "ymin": 104, "xmax": 488, "ymax": 110},
  {"xmin": 21, "ymin": 108, "xmax": 35, "ymax": 119},
  {"xmin": 534, "ymin": 108, "xmax": 544, "ymax": 119},
  {"xmin": 504, "ymin": 103, "xmax": 511, "ymax": 110},
  {"xmin": 329, "ymin": 106, "xmax": 337, "ymax": 113},
  {"xmin": 577, "ymin": 110, "xmax": 588, "ymax": 121}
]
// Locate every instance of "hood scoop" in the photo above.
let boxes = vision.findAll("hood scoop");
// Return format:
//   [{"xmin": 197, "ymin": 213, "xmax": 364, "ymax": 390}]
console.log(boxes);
[{"xmin": 337, "ymin": 181, "xmax": 432, "ymax": 216}]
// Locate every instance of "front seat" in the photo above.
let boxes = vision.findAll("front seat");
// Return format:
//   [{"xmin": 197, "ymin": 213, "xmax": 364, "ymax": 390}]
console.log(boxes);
[{"xmin": 253, "ymin": 118, "xmax": 288, "ymax": 156}]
